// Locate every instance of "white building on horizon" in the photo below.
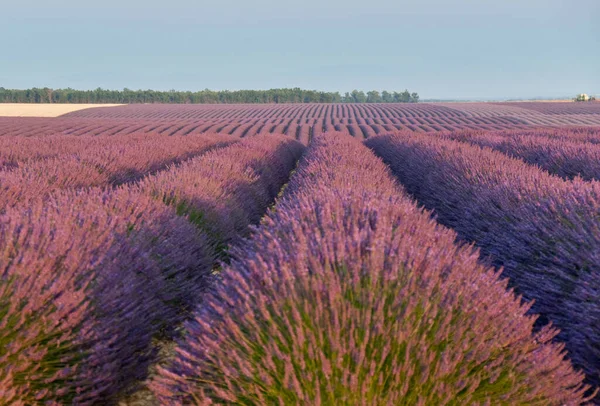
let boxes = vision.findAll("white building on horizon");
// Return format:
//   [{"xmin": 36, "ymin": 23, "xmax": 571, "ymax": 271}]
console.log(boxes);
[{"xmin": 576, "ymin": 93, "xmax": 591, "ymax": 101}]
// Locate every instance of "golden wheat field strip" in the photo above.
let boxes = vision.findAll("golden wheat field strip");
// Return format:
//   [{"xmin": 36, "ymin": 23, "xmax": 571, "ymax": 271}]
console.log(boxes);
[{"xmin": 0, "ymin": 103, "xmax": 125, "ymax": 117}]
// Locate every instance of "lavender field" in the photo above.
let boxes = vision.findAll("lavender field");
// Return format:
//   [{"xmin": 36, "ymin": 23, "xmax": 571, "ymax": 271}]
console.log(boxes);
[{"xmin": 2, "ymin": 102, "xmax": 600, "ymax": 405}]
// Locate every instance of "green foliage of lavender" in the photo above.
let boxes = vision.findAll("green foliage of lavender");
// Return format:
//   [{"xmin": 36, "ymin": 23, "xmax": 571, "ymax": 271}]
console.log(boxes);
[{"xmin": 152, "ymin": 134, "xmax": 589, "ymax": 405}]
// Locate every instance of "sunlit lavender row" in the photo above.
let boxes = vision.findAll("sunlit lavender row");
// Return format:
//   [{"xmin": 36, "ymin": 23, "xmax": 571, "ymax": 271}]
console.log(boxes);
[
  {"xmin": 0, "ymin": 133, "xmax": 237, "ymax": 210},
  {"xmin": 151, "ymin": 133, "xmax": 590, "ymax": 404},
  {"xmin": 135, "ymin": 134, "xmax": 304, "ymax": 251},
  {"xmin": 0, "ymin": 135, "xmax": 303, "ymax": 404},
  {"xmin": 0, "ymin": 133, "xmax": 230, "ymax": 170}
]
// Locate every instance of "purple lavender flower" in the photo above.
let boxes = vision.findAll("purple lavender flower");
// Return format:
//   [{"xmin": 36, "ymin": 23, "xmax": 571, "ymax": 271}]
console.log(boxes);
[
  {"xmin": 153, "ymin": 133, "xmax": 590, "ymax": 404},
  {"xmin": 367, "ymin": 131, "xmax": 600, "ymax": 392}
]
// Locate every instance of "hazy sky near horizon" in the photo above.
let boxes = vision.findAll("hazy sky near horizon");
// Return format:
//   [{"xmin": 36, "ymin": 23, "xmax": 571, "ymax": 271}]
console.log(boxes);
[{"xmin": 2, "ymin": 0, "xmax": 598, "ymax": 99}]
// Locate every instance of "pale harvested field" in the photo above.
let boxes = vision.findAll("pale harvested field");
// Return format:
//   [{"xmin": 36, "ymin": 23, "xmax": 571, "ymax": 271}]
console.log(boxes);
[{"xmin": 0, "ymin": 103, "xmax": 125, "ymax": 117}]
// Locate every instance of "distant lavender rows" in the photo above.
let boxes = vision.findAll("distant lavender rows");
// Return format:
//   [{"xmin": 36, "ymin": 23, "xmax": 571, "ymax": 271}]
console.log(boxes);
[
  {"xmin": 0, "ymin": 135, "xmax": 304, "ymax": 404},
  {"xmin": 366, "ymin": 131, "xmax": 600, "ymax": 392},
  {"xmin": 0, "ymin": 115, "xmax": 531, "ymax": 142},
  {"xmin": 63, "ymin": 102, "xmax": 600, "ymax": 127},
  {"xmin": 152, "ymin": 134, "xmax": 590, "ymax": 404},
  {"xmin": 4, "ymin": 100, "xmax": 600, "ymax": 144}
]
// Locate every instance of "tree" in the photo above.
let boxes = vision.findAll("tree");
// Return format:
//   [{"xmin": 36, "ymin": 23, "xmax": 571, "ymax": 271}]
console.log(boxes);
[
  {"xmin": 351, "ymin": 90, "xmax": 367, "ymax": 103},
  {"xmin": 366, "ymin": 90, "xmax": 382, "ymax": 103},
  {"xmin": 381, "ymin": 90, "xmax": 393, "ymax": 103}
]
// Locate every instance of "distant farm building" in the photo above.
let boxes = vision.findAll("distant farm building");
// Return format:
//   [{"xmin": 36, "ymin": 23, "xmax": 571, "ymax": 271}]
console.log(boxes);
[{"xmin": 576, "ymin": 93, "xmax": 591, "ymax": 101}]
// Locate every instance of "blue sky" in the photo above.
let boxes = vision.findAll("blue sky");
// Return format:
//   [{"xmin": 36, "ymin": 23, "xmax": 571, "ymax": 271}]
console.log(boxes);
[{"xmin": 1, "ymin": 0, "xmax": 598, "ymax": 99}]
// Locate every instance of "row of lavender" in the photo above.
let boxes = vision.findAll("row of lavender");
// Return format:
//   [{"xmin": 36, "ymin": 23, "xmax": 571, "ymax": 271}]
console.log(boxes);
[
  {"xmin": 0, "ymin": 133, "xmax": 237, "ymax": 171},
  {"xmin": 0, "ymin": 135, "xmax": 304, "ymax": 404},
  {"xmin": 0, "ymin": 133, "xmax": 239, "ymax": 210},
  {"xmin": 151, "ymin": 134, "xmax": 590, "ymax": 404},
  {"xmin": 440, "ymin": 127, "xmax": 600, "ymax": 181},
  {"xmin": 366, "ymin": 131, "xmax": 600, "ymax": 392}
]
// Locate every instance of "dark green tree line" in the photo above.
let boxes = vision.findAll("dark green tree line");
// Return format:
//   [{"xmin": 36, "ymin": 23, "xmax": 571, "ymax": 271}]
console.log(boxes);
[{"xmin": 0, "ymin": 87, "xmax": 419, "ymax": 104}]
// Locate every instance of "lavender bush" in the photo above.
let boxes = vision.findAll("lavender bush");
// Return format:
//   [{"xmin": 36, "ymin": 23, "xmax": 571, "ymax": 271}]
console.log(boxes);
[
  {"xmin": 0, "ymin": 133, "xmax": 235, "ymax": 210},
  {"xmin": 136, "ymin": 134, "xmax": 305, "ymax": 252},
  {"xmin": 366, "ymin": 132, "xmax": 600, "ymax": 390},
  {"xmin": 152, "ymin": 133, "xmax": 590, "ymax": 405},
  {"xmin": 442, "ymin": 128, "xmax": 600, "ymax": 180},
  {"xmin": 0, "ymin": 133, "xmax": 304, "ymax": 404},
  {"xmin": 0, "ymin": 133, "xmax": 237, "ymax": 172},
  {"xmin": 0, "ymin": 188, "xmax": 212, "ymax": 404}
]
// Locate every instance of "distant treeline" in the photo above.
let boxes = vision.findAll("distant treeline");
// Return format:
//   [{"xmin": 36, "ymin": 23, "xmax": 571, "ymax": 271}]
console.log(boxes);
[{"xmin": 0, "ymin": 87, "xmax": 419, "ymax": 104}]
